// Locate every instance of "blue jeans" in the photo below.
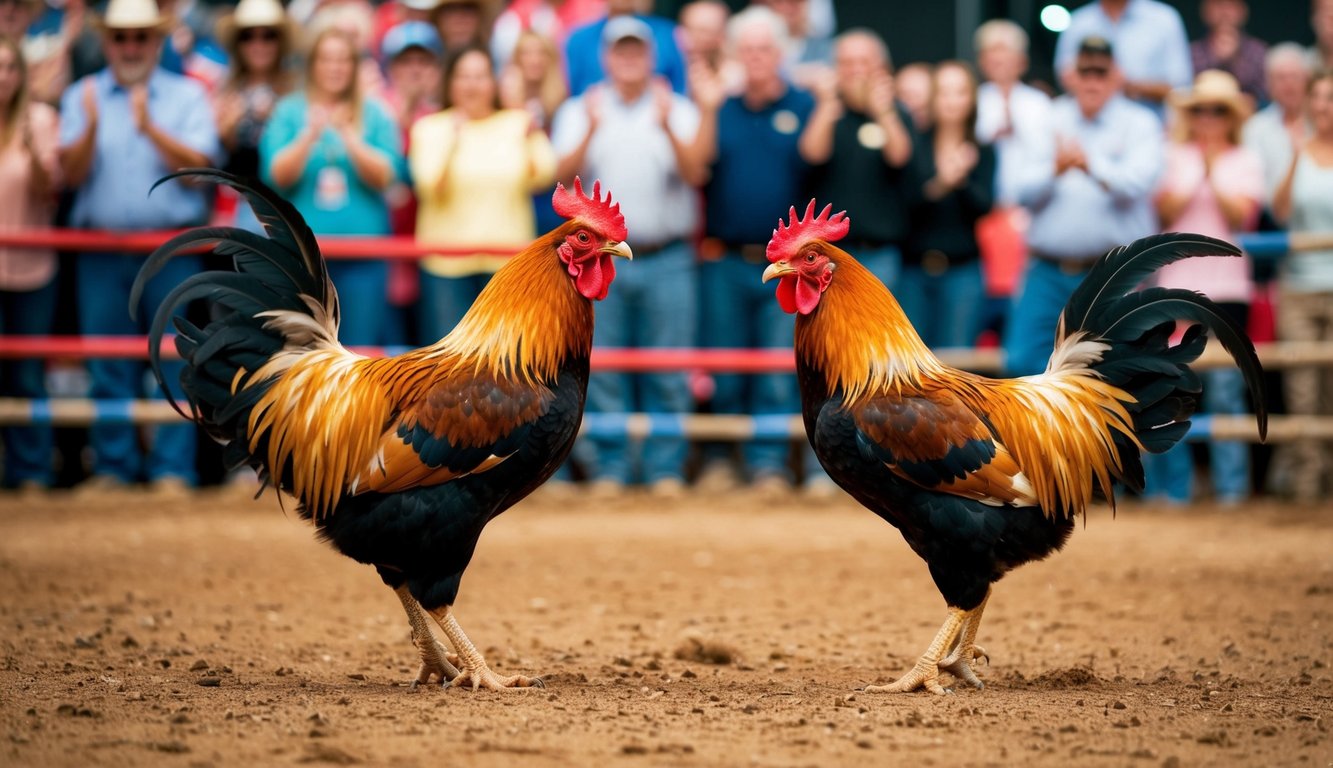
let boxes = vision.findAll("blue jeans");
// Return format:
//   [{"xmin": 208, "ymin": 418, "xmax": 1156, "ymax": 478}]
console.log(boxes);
[
  {"xmin": 700, "ymin": 253, "xmax": 799, "ymax": 480},
  {"xmin": 584, "ymin": 241, "xmax": 696, "ymax": 484},
  {"xmin": 895, "ymin": 261, "xmax": 985, "ymax": 349},
  {"xmin": 418, "ymin": 272, "xmax": 492, "ymax": 343},
  {"xmin": 1003, "ymin": 258, "xmax": 1088, "ymax": 376},
  {"xmin": 858, "ymin": 245, "xmax": 902, "ymax": 293},
  {"xmin": 327, "ymin": 260, "xmax": 389, "ymax": 346},
  {"xmin": 1, "ymin": 280, "xmax": 57, "ymax": 486},
  {"xmin": 79, "ymin": 251, "xmax": 199, "ymax": 484}
]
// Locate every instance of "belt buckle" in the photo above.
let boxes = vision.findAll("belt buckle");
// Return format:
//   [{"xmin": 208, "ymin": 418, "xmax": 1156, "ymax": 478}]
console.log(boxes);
[
  {"xmin": 740, "ymin": 244, "xmax": 766, "ymax": 264},
  {"xmin": 922, "ymin": 249, "xmax": 949, "ymax": 276}
]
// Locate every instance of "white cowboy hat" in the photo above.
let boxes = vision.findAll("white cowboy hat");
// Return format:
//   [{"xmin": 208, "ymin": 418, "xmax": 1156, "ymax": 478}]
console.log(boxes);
[
  {"xmin": 93, "ymin": 0, "xmax": 174, "ymax": 32},
  {"xmin": 215, "ymin": 0, "xmax": 300, "ymax": 52}
]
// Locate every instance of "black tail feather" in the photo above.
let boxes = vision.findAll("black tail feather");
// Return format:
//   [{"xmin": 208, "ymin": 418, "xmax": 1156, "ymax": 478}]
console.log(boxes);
[
  {"xmin": 132, "ymin": 170, "xmax": 336, "ymax": 475},
  {"xmin": 1056, "ymin": 233, "xmax": 1268, "ymax": 490}
]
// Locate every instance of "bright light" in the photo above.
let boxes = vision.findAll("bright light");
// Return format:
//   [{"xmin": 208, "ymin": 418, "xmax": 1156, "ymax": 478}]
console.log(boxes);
[{"xmin": 1040, "ymin": 4, "xmax": 1072, "ymax": 33}]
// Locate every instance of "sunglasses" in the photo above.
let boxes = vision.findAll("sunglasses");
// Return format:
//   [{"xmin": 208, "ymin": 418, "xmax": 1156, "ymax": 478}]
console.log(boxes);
[
  {"xmin": 1076, "ymin": 65, "xmax": 1110, "ymax": 79},
  {"xmin": 111, "ymin": 31, "xmax": 153, "ymax": 45},
  {"xmin": 238, "ymin": 28, "xmax": 280, "ymax": 43},
  {"xmin": 1187, "ymin": 103, "xmax": 1231, "ymax": 118}
]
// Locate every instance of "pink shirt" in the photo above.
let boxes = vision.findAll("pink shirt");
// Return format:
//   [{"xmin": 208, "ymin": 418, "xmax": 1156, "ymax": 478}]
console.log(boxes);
[
  {"xmin": 0, "ymin": 102, "xmax": 60, "ymax": 292},
  {"xmin": 1154, "ymin": 142, "xmax": 1263, "ymax": 303}
]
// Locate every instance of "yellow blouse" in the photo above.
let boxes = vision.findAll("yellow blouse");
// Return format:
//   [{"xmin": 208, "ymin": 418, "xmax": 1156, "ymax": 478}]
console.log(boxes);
[{"xmin": 409, "ymin": 108, "xmax": 556, "ymax": 277}]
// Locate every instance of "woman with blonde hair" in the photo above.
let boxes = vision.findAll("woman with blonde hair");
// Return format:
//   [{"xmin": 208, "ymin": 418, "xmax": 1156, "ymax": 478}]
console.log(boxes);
[
  {"xmin": 214, "ymin": 0, "xmax": 298, "ymax": 228},
  {"xmin": 409, "ymin": 44, "xmax": 555, "ymax": 341},
  {"xmin": 1146, "ymin": 69, "xmax": 1264, "ymax": 505},
  {"xmin": 0, "ymin": 38, "xmax": 60, "ymax": 490},
  {"xmin": 499, "ymin": 28, "xmax": 567, "ymax": 132},
  {"xmin": 260, "ymin": 27, "xmax": 404, "ymax": 346}
]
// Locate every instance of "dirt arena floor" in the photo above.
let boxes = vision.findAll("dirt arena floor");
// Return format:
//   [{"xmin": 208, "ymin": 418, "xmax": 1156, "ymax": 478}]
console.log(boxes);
[{"xmin": 1, "ymin": 487, "xmax": 1330, "ymax": 768}]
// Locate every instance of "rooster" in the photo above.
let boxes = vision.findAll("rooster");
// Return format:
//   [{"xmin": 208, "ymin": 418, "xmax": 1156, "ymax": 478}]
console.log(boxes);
[
  {"xmin": 762, "ymin": 202, "xmax": 1266, "ymax": 694},
  {"xmin": 131, "ymin": 170, "xmax": 632, "ymax": 690}
]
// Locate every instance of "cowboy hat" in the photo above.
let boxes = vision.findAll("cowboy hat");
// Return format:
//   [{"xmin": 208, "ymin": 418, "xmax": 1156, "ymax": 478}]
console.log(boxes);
[
  {"xmin": 216, "ymin": 0, "xmax": 300, "ymax": 52},
  {"xmin": 93, "ymin": 0, "xmax": 174, "ymax": 32},
  {"xmin": 1168, "ymin": 69, "xmax": 1252, "ymax": 120}
]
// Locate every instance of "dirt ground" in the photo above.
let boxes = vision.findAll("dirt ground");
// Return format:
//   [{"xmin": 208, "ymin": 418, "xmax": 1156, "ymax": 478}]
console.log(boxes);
[{"xmin": 1, "ymin": 488, "xmax": 1330, "ymax": 768}]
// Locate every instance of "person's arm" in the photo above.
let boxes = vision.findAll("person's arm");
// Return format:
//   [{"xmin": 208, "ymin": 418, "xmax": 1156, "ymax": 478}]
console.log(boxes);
[
  {"xmin": 873, "ymin": 100, "xmax": 913, "ymax": 168},
  {"xmin": 798, "ymin": 70, "xmax": 841, "ymax": 165},
  {"xmin": 1208, "ymin": 176, "xmax": 1257, "ymax": 230},
  {"xmin": 1271, "ymin": 150, "xmax": 1299, "ymax": 224},
  {"xmin": 1084, "ymin": 110, "xmax": 1164, "ymax": 202},
  {"xmin": 24, "ymin": 105, "xmax": 61, "ymax": 197},
  {"xmin": 957, "ymin": 143, "xmax": 995, "ymax": 216},
  {"xmin": 661, "ymin": 88, "xmax": 706, "ymax": 187},
  {"xmin": 524, "ymin": 119, "xmax": 557, "ymax": 192},
  {"xmin": 59, "ymin": 78, "xmax": 97, "ymax": 188},
  {"xmin": 1208, "ymin": 148, "xmax": 1265, "ymax": 231},
  {"xmin": 264, "ymin": 100, "xmax": 323, "ymax": 190},
  {"xmin": 552, "ymin": 93, "xmax": 595, "ymax": 185},
  {"xmin": 686, "ymin": 62, "xmax": 725, "ymax": 177},
  {"xmin": 339, "ymin": 104, "xmax": 397, "ymax": 191}
]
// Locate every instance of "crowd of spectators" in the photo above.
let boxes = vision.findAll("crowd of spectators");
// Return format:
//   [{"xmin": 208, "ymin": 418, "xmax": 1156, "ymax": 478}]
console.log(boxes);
[{"xmin": 1, "ymin": 0, "xmax": 1332, "ymax": 506}]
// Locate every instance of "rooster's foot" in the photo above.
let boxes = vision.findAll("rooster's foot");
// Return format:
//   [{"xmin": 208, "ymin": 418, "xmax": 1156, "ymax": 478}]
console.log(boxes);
[
  {"xmin": 864, "ymin": 659, "xmax": 951, "ymax": 695},
  {"xmin": 450, "ymin": 665, "xmax": 544, "ymax": 692},
  {"xmin": 410, "ymin": 646, "xmax": 461, "ymax": 688},
  {"xmin": 939, "ymin": 643, "xmax": 988, "ymax": 690}
]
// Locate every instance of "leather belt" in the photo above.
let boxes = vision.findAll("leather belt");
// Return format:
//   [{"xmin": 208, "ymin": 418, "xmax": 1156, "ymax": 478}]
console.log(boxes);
[{"xmin": 1031, "ymin": 250, "xmax": 1101, "ymax": 275}]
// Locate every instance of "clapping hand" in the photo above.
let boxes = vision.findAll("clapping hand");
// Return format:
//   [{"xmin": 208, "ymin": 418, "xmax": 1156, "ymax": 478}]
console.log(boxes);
[
  {"xmin": 867, "ymin": 70, "xmax": 896, "ymax": 119},
  {"xmin": 129, "ymin": 84, "xmax": 149, "ymax": 133}
]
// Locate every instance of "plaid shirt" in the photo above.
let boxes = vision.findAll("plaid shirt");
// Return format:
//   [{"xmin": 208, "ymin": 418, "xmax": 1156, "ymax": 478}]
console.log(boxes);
[{"xmin": 1191, "ymin": 34, "xmax": 1268, "ymax": 103}]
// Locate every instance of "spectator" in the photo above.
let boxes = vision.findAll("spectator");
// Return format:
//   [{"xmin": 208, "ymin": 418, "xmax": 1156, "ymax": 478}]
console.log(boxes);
[
  {"xmin": 410, "ymin": 45, "xmax": 556, "ymax": 342},
  {"xmin": 260, "ymin": 27, "xmax": 403, "ymax": 346},
  {"xmin": 1244, "ymin": 43, "xmax": 1312, "ymax": 207},
  {"xmin": 895, "ymin": 61, "xmax": 932, "ymax": 132},
  {"xmin": 58, "ymin": 0, "xmax": 220, "ymax": 494},
  {"xmin": 380, "ymin": 21, "xmax": 444, "ymax": 130},
  {"xmin": 755, "ymin": 0, "xmax": 831, "ymax": 88},
  {"xmin": 1145, "ymin": 70, "xmax": 1262, "ymax": 506},
  {"xmin": 307, "ymin": 0, "xmax": 385, "ymax": 96},
  {"xmin": 678, "ymin": 0, "xmax": 740, "ymax": 93},
  {"xmin": 799, "ymin": 29, "xmax": 917, "ymax": 292},
  {"xmin": 900, "ymin": 60, "xmax": 994, "ymax": 350},
  {"xmin": 551, "ymin": 16, "xmax": 703, "ymax": 497},
  {"xmin": 430, "ymin": 0, "xmax": 492, "ymax": 57},
  {"xmin": 1054, "ymin": 0, "xmax": 1192, "ymax": 120},
  {"xmin": 499, "ymin": 28, "xmax": 566, "ymax": 132},
  {"xmin": 0, "ymin": 38, "xmax": 59, "ymax": 492},
  {"xmin": 1190, "ymin": 0, "xmax": 1266, "ymax": 104},
  {"xmin": 691, "ymin": 6, "xmax": 812, "ymax": 497},
  {"xmin": 1311, "ymin": 0, "xmax": 1333, "ymax": 71},
  {"xmin": 490, "ymin": 0, "xmax": 603, "ymax": 69},
  {"xmin": 214, "ymin": 0, "xmax": 298, "ymax": 230},
  {"xmin": 369, "ymin": 0, "xmax": 436, "ymax": 59},
  {"xmin": 975, "ymin": 19, "xmax": 1052, "ymax": 206},
  {"xmin": 1271, "ymin": 70, "xmax": 1333, "ymax": 502},
  {"xmin": 2, "ymin": 0, "xmax": 83, "ymax": 105},
  {"xmin": 564, "ymin": 0, "xmax": 686, "ymax": 96},
  {"xmin": 1005, "ymin": 36, "xmax": 1162, "ymax": 377}
]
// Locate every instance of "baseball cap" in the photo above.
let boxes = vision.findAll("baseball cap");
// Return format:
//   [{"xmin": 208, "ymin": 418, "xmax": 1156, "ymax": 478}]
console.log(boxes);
[
  {"xmin": 1077, "ymin": 35, "xmax": 1114, "ymax": 58},
  {"xmin": 602, "ymin": 16, "xmax": 654, "ymax": 48},
  {"xmin": 382, "ymin": 21, "xmax": 444, "ymax": 61}
]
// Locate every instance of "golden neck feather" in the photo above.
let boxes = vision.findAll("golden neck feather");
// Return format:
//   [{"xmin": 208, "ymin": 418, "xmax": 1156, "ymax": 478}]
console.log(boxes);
[
  {"xmin": 795, "ymin": 247, "xmax": 941, "ymax": 402},
  {"xmin": 426, "ymin": 230, "xmax": 594, "ymax": 382}
]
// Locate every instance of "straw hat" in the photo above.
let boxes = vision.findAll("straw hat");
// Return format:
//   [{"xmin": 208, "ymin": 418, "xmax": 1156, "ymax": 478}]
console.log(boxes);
[
  {"xmin": 1169, "ymin": 69, "xmax": 1252, "ymax": 121},
  {"xmin": 216, "ymin": 0, "xmax": 300, "ymax": 52},
  {"xmin": 93, "ymin": 0, "xmax": 174, "ymax": 32}
]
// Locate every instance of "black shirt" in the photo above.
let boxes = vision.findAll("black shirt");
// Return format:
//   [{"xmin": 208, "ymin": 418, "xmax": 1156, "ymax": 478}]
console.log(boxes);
[
  {"xmin": 904, "ymin": 131, "xmax": 997, "ymax": 267},
  {"xmin": 808, "ymin": 101, "xmax": 919, "ymax": 248}
]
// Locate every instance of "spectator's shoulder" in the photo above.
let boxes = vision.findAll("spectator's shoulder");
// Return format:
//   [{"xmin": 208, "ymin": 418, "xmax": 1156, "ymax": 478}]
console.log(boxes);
[{"xmin": 155, "ymin": 69, "xmax": 209, "ymax": 101}]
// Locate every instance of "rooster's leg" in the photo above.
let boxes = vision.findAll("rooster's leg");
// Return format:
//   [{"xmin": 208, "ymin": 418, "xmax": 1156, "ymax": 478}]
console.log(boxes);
[
  {"xmin": 393, "ymin": 586, "xmax": 461, "ymax": 687},
  {"xmin": 939, "ymin": 589, "xmax": 991, "ymax": 690},
  {"xmin": 428, "ymin": 606, "xmax": 544, "ymax": 691},
  {"xmin": 864, "ymin": 608, "xmax": 967, "ymax": 695}
]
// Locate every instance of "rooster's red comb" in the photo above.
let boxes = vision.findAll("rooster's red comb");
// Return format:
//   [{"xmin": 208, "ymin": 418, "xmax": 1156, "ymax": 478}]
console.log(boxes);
[
  {"xmin": 766, "ymin": 200, "xmax": 850, "ymax": 263},
  {"xmin": 552, "ymin": 177, "xmax": 627, "ymax": 242}
]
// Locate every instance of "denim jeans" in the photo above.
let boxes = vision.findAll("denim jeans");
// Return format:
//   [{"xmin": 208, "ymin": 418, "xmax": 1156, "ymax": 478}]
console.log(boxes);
[
  {"xmin": 327, "ymin": 260, "xmax": 390, "ymax": 346},
  {"xmin": 895, "ymin": 261, "xmax": 985, "ymax": 350},
  {"xmin": 1, "ymin": 281, "xmax": 57, "ymax": 486},
  {"xmin": 858, "ymin": 245, "xmax": 903, "ymax": 293},
  {"xmin": 1002, "ymin": 258, "xmax": 1088, "ymax": 377},
  {"xmin": 583, "ymin": 241, "xmax": 696, "ymax": 484},
  {"xmin": 699, "ymin": 253, "xmax": 799, "ymax": 480},
  {"xmin": 78, "ymin": 251, "xmax": 199, "ymax": 484},
  {"xmin": 418, "ymin": 272, "xmax": 493, "ymax": 344}
]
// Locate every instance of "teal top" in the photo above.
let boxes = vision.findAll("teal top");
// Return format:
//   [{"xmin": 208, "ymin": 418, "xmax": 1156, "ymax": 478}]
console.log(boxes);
[
  {"xmin": 1286, "ymin": 153, "xmax": 1333, "ymax": 293},
  {"xmin": 260, "ymin": 94, "xmax": 404, "ymax": 236}
]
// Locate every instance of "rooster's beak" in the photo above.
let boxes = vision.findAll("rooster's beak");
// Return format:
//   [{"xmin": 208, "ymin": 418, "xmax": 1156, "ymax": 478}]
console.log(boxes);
[
  {"xmin": 602, "ymin": 241, "xmax": 633, "ymax": 260},
  {"xmin": 762, "ymin": 261, "xmax": 794, "ymax": 283}
]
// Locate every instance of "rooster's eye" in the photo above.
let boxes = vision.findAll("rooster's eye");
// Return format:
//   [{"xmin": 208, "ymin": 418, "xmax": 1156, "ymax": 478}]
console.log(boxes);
[
  {"xmin": 805, "ymin": 252, "xmax": 816, "ymax": 263},
  {"xmin": 577, "ymin": 232, "xmax": 590, "ymax": 243}
]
